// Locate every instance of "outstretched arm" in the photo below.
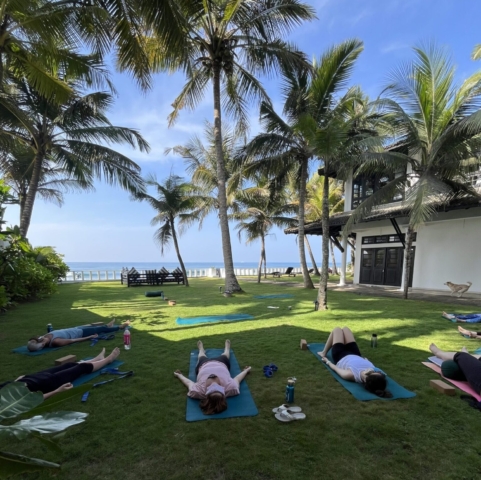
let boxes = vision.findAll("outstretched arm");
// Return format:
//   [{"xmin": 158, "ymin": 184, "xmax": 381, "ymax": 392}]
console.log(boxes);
[
  {"xmin": 322, "ymin": 358, "xmax": 354, "ymax": 381},
  {"xmin": 233, "ymin": 366, "xmax": 251, "ymax": 386},
  {"xmin": 50, "ymin": 335, "xmax": 97, "ymax": 347},
  {"xmin": 174, "ymin": 370, "xmax": 195, "ymax": 389},
  {"xmin": 43, "ymin": 383, "xmax": 73, "ymax": 399}
]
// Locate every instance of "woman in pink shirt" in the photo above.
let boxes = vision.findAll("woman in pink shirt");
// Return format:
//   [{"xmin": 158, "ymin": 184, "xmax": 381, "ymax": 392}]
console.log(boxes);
[{"xmin": 174, "ymin": 339, "xmax": 251, "ymax": 414}]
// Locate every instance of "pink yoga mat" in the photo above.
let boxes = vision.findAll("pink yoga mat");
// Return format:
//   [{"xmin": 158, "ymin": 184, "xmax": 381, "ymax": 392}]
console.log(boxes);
[{"xmin": 422, "ymin": 362, "xmax": 481, "ymax": 402}]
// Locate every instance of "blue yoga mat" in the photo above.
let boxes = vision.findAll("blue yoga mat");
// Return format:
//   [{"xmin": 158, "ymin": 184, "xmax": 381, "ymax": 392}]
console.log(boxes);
[
  {"xmin": 254, "ymin": 294, "xmax": 294, "ymax": 299},
  {"xmin": 475, "ymin": 348, "xmax": 481, "ymax": 355},
  {"xmin": 186, "ymin": 348, "xmax": 258, "ymax": 422},
  {"xmin": 72, "ymin": 359, "xmax": 124, "ymax": 387},
  {"xmin": 12, "ymin": 345, "xmax": 67, "ymax": 356},
  {"xmin": 176, "ymin": 314, "xmax": 254, "ymax": 326},
  {"xmin": 308, "ymin": 343, "xmax": 416, "ymax": 401}
]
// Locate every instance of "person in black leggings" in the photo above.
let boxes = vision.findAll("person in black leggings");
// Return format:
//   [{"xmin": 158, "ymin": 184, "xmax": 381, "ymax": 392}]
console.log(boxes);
[
  {"xmin": 0, "ymin": 347, "xmax": 120, "ymax": 399},
  {"xmin": 27, "ymin": 319, "xmax": 130, "ymax": 351},
  {"xmin": 429, "ymin": 343, "xmax": 481, "ymax": 393}
]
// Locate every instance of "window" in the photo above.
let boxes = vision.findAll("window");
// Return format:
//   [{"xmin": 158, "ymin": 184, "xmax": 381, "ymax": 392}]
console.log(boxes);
[
  {"xmin": 351, "ymin": 173, "xmax": 404, "ymax": 208},
  {"xmin": 362, "ymin": 233, "xmax": 417, "ymax": 245}
]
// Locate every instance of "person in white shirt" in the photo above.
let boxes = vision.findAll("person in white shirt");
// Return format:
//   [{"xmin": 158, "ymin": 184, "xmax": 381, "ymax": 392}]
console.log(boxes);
[{"xmin": 318, "ymin": 327, "xmax": 392, "ymax": 398}]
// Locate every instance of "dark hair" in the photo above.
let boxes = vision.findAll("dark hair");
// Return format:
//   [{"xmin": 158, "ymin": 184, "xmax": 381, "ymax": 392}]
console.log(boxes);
[
  {"xmin": 364, "ymin": 372, "xmax": 393, "ymax": 398},
  {"xmin": 199, "ymin": 392, "xmax": 228, "ymax": 415}
]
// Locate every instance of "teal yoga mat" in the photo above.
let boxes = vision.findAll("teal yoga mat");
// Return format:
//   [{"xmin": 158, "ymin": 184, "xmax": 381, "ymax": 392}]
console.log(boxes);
[
  {"xmin": 71, "ymin": 359, "xmax": 124, "ymax": 387},
  {"xmin": 308, "ymin": 343, "xmax": 416, "ymax": 401},
  {"xmin": 176, "ymin": 314, "xmax": 254, "ymax": 326},
  {"xmin": 12, "ymin": 345, "xmax": 67, "ymax": 356},
  {"xmin": 186, "ymin": 348, "xmax": 258, "ymax": 422},
  {"xmin": 254, "ymin": 294, "xmax": 294, "ymax": 299}
]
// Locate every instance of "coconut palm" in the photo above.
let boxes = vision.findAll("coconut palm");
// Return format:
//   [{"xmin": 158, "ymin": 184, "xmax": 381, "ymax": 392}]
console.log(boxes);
[
  {"xmin": 345, "ymin": 44, "xmax": 481, "ymax": 299},
  {"xmin": 149, "ymin": 0, "xmax": 315, "ymax": 292},
  {"xmin": 0, "ymin": 78, "xmax": 149, "ymax": 237},
  {"xmin": 231, "ymin": 179, "xmax": 296, "ymax": 283},
  {"xmin": 0, "ymin": 142, "xmax": 93, "ymax": 223},
  {"xmin": 133, "ymin": 174, "xmax": 208, "ymax": 287}
]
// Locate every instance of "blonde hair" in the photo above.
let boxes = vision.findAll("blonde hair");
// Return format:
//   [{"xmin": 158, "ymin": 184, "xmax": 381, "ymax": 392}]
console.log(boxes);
[{"xmin": 27, "ymin": 338, "xmax": 45, "ymax": 352}]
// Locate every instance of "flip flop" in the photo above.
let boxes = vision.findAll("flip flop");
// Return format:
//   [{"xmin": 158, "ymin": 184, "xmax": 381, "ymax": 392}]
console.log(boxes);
[
  {"xmin": 272, "ymin": 404, "xmax": 302, "ymax": 413},
  {"xmin": 275, "ymin": 411, "xmax": 306, "ymax": 422}
]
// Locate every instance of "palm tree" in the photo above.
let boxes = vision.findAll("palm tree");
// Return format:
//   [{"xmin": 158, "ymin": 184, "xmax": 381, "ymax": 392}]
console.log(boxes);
[
  {"xmin": 346, "ymin": 44, "xmax": 481, "ymax": 299},
  {"xmin": 0, "ymin": 78, "xmax": 149, "ymax": 237},
  {"xmin": 0, "ymin": 142, "xmax": 93, "ymax": 223},
  {"xmin": 149, "ymin": 0, "xmax": 315, "ymax": 292},
  {"xmin": 231, "ymin": 178, "xmax": 295, "ymax": 283},
  {"xmin": 133, "ymin": 174, "xmax": 207, "ymax": 287}
]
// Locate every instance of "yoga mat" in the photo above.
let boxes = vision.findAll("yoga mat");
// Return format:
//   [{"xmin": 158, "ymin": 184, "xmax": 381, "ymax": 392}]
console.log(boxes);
[
  {"xmin": 12, "ymin": 345, "xmax": 67, "ymax": 356},
  {"xmin": 186, "ymin": 348, "xmax": 258, "ymax": 422},
  {"xmin": 176, "ymin": 314, "xmax": 254, "ymax": 326},
  {"xmin": 307, "ymin": 343, "xmax": 416, "ymax": 401},
  {"xmin": 422, "ymin": 362, "xmax": 481, "ymax": 402},
  {"xmin": 72, "ymin": 359, "xmax": 124, "ymax": 387},
  {"xmin": 254, "ymin": 294, "xmax": 294, "ymax": 299},
  {"xmin": 475, "ymin": 348, "xmax": 481, "ymax": 355}
]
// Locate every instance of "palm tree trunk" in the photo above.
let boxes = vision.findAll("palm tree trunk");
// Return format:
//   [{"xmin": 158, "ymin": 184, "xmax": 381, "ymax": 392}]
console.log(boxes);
[
  {"xmin": 304, "ymin": 236, "xmax": 320, "ymax": 276},
  {"xmin": 257, "ymin": 239, "xmax": 263, "ymax": 283},
  {"xmin": 212, "ymin": 65, "xmax": 241, "ymax": 292},
  {"xmin": 19, "ymin": 152, "xmax": 43, "ymax": 238},
  {"xmin": 298, "ymin": 158, "xmax": 314, "ymax": 289},
  {"xmin": 317, "ymin": 170, "xmax": 331, "ymax": 310},
  {"xmin": 170, "ymin": 217, "xmax": 189, "ymax": 287},
  {"xmin": 263, "ymin": 237, "xmax": 267, "ymax": 279},
  {"xmin": 402, "ymin": 225, "xmax": 414, "ymax": 299},
  {"xmin": 330, "ymin": 239, "xmax": 338, "ymax": 275}
]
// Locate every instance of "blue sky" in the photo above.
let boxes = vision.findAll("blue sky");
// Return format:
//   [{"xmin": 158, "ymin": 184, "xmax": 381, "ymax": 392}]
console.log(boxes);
[{"xmin": 4, "ymin": 0, "xmax": 481, "ymax": 264}]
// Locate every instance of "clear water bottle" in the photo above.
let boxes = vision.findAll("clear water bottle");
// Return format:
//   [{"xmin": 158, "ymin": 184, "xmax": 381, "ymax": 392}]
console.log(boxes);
[
  {"xmin": 371, "ymin": 334, "xmax": 378, "ymax": 348},
  {"xmin": 47, "ymin": 323, "xmax": 53, "ymax": 333},
  {"xmin": 123, "ymin": 329, "xmax": 131, "ymax": 350},
  {"xmin": 285, "ymin": 379, "xmax": 295, "ymax": 403}
]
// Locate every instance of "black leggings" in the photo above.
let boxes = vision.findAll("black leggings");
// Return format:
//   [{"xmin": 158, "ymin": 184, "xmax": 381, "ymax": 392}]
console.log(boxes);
[
  {"xmin": 21, "ymin": 362, "xmax": 94, "ymax": 394},
  {"xmin": 195, "ymin": 355, "xmax": 231, "ymax": 375},
  {"xmin": 454, "ymin": 352, "xmax": 481, "ymax": 393},
  {"xmin": 80, "ymin": 325, "xmax": 120, "ymax": 336}
]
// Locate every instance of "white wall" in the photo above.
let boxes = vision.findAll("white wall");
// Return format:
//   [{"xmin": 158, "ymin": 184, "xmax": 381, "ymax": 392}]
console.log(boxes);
[{"xmin": 412, "ymin": 216, "xmax": 481, "ymax": 293}]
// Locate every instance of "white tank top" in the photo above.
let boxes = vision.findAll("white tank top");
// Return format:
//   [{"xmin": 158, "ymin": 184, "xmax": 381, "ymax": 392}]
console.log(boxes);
[{"xmin": 336, "ymin": 355, "xmax": 375, "ymax": 383}]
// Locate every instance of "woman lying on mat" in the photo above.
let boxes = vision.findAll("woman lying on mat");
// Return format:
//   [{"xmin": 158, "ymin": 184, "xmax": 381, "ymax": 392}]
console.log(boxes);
[
  {"xmin": 174, "ymin": 339, "xmax": 251, "ymax": 414},
  {"xmin": 27, "ymin": 319, "xmax": 130, "ymax": 351},
  {"xmin": 429, "ymin": 344, "xmax": 481, "ymax": 393},
  {"xmin": 318, "ymin": 327, "xmax": 392, "ymax": 398},
  {"xmin": 458, "ymin": 326, "xmax": 481, "ymax": 339},
  {"xmin": 0, "ymin": 347, "xmax": 120, "ymax": 399},
  {"xmin": 442, "ymin": 312, "xmax": 481, "ymax": 323}
]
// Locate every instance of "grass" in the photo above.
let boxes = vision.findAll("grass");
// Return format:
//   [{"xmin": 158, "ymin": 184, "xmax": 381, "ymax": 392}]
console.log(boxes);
[{"xmin": 1, "ymin": 278, "xmax": 481, "ymax": 480}]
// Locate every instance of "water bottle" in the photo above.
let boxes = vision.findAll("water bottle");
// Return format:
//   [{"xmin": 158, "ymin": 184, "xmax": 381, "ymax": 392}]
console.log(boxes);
[
  {"xmin": 123, "ymin": 329, "xmax": 131, "ymax": 350},
  {"xmin": 47, "ymin": 323, "xmax": 53, "ymax": 333},
  {"xmin": 285, "ymin": 379, "xmax": 295, "ymax": 403},
  {"xmin": 371, "ymin": 334, "xmax": 378, "ymax": 348}
]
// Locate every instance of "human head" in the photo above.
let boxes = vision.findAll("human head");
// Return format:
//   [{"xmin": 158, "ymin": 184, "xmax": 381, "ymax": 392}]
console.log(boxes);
[
  {"xmin": 199, "ymin": 384, "xmax": 228, "ymax": 415},
  {"xmin": 27, "ymin": 336, "xmax": 47, "ymax": 352},
  {"xmin": 363, "ymin": 372, "xmax": 393, "ymax": 398}
]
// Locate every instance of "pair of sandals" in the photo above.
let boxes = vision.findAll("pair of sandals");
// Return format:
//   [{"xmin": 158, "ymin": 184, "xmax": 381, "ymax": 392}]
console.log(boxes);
[
  {"xmin": 263, "ymin": 363, "xmax": 278, "ymax": 378},
  {"xmin": 272, "ymin": 404, "xmax": 306, "ymax": 422}
]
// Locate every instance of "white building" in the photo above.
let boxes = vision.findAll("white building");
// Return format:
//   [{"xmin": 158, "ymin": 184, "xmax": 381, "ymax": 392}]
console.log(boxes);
[{"xmin": 288, "ymin": 170, "xmax": 481, "ymax": 294}]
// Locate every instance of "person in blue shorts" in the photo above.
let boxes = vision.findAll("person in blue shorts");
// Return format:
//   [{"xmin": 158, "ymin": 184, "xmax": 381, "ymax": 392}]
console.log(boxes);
[
  {"xmin": 27, "ymin": 319, "xmax": 130, "ymax": 351},
  {"xmin": 443, "ymin": 312, "xmax": 481, "ymax": 323}
]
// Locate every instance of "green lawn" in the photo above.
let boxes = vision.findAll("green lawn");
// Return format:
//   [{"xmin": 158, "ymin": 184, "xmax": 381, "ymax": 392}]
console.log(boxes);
[{"xmin": 1, "ymin": 279, "xmax": 481, "ymax": 480}]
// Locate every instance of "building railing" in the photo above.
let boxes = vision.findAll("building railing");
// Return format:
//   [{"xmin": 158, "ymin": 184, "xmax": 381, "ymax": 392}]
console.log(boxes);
[{"xmin": 60, "ymin": 267, "xmax": 304, "ymax": 283}]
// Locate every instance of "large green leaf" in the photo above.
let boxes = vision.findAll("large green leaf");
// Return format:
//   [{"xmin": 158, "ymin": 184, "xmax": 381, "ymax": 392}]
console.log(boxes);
[
  {"xmin": 0, "ymin": 411, "xmax": 88, "ymax": 440},
  {"xmin": 0, "ymin": 383, "xmax": 43, "ymax": 421},
  {"xmin": 0, "ymin": 451, "xmax": 59, "ymax": 478}
]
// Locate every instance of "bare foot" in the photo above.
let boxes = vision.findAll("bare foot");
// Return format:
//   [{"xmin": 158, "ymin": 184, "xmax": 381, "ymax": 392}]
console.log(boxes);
[
  {"xmin": 197, "ymin": 340, "xmax": 204, "ymax": 350},
  {"xmin": 461, "ymin": 346, "xmax": 469, "ymax": 353},
  {"xmin": 429, "ymin": 343, "xmax": 440, "ymax": 355},
  {"xmin": 90, "ymin": 348, "xmax": 106, "ymax": 362},
  {"xmin": 442, "ymin": 312, "xmax": 456, "ymax": 321},
  {"xmin": 458, "ymin": 326, "xmax": 475, "ymax": 337},
  {"xmin": 106, "ymin": 347, "xmax": 120, "ymax": 363},
  {"xmin": 225, "ymin": 339, "xmax": 231, "ymax": 350},
  {"xmin": 107, "ymin": 319, "xmax": 116, "ymax": 328},
  {"xmin": 120, "ymin": 321, "xmax": 131, "ymax": 329},
  {"xmin": 318, "ymin": 351, "xmax": 326, "ymax": 358}
]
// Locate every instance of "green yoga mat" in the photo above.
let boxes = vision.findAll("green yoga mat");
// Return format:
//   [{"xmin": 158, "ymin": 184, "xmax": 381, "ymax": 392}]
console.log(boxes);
[
  {"xmin": 71, "ymin": 359, "xmax": 124, "ymax": 387},
  {"xmin": 308, "ymin": 343, "xmax": 416, "ymax": 401},
  {"xmin": 186, "ymin": 348, "xmax": 258, "ymax": 422}
]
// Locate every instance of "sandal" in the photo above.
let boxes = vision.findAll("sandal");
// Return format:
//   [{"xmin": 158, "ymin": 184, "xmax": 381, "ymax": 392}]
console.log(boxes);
[
  {"xmin": 272, "ymin": 404, "xmax": 302, "ymax": 413},
  {"xmin": 275, "ymin": 410, "xmax": 306, "ymax": 422},
  {"xmin": 264, "ymin": 369, "xmax": 273, "ymax": 378}
]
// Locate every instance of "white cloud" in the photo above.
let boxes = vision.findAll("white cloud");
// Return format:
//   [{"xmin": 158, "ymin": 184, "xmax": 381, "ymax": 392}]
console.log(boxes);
[{"xmin": 381, "ymin": 42, "xmax": 410, "ymax": 54}]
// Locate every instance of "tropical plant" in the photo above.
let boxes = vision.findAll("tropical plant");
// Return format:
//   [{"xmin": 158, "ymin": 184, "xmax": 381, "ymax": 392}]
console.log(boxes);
[
  {"xmin": 133, "ymin": 174, "xmax": 208, "ymax": 287},
  {"xmin": 0, "ymin": 78, "xmax": 149, "ymax": 237},
  {"xmin": 346, "ymin": 43, "xmax": 481, "ymax": 299},
  {"xmin": 149, "ymin": 0, "xmax": 315, "ymax": 292},
  {"xmin": 231, "ymin": 178, "xmax": 296, "ymax": 283},
  {"xmin": 0, "ymin": 382, "xmax": 88, "ymax": 477}
]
